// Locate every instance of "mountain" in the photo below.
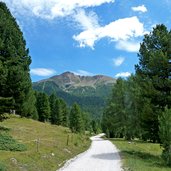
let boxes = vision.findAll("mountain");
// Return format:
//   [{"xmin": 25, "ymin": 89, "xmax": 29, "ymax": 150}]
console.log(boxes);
[{"xmin": 33, "ymin": 72, "xmax": 116, "ymax": 118}]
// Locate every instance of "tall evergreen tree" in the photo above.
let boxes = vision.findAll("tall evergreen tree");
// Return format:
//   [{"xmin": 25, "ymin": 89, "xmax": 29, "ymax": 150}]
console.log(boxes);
[
  {"xmin": 135, "ymin": 24, "xmax": 171, "ymax": 142},
  {"xmin": 102, "ymin": 78, "xmax": 127, "ymax": 138},
  {"xmin": 0, "ymin": 2, "xmax": 36, "ymax": 117},
  {"xmin": 53, "ymin": 99, "xmax": 63, "ymax": 125},
  {"xmin": 69, "ymin": 103, "xmax": 84, "ymax": 133},
  {"xmin": 49, "ymin": 93, "xmax": 57, "ymax": 123},
  {"xmin": 36, "ymin": 92, "xmax": 50, "ymax": 122},
  {"xmin": 60, "ymin": 99, "xmax": 68, "ymax": 127}
]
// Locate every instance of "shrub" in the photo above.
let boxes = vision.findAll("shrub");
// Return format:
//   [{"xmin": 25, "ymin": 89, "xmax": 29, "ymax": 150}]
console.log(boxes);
[{"xmin": 0, "ymin": 133, "xmax": 27, "ymax": 151}]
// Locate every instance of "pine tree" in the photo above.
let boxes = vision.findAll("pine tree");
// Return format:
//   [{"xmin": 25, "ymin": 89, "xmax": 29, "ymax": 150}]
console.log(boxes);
[
  {"xmin": 69, "ymin": 103, "xmax": 84, "ymax": 133},
  {"xmin": 60, "ymin": 99, "xmax": 68, "ymax": 127},
  {"xmin": 49, "ymin": 93, "xmax": 57, "ymax": 123},
  {"xmin": 0, "ymin": 2, "xmax": 36, "ymax": 117},
  {"xmin": 92, "ymin": 120, "xmax": 98, "ymax": 134},
  {"xmin": 102, "ymin": 78, "xmax": 127, "ymax": 138},
  {"xmin": 54, "ymin": 99, "xmax": 63, "ymax": 125},
  {"xmin": 82, "ymin": 112, "xmax": 91, "ymax": 131},
  {"xmin": 135, "ymin": 24, "xmax": 171, "ymax": 142},
  {"xmin": 36, "ymin": 92, "xmax": 50, "ymax": 122}
]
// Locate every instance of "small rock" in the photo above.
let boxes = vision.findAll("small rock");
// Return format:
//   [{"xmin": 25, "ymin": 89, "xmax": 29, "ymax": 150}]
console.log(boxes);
[
  {"xmin": 63, "ymin": 148, "xmax": 71, "ymax": 154},
  {"xmin": 10, "ymin": 158, "xmax": 17, "ymax": 165}
]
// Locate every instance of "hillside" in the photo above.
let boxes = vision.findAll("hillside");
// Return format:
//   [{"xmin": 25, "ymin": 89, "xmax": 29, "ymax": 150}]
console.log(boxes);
[
  {"xmin": 0, "ymin": 116, "xmax": 90, "ymax": 171},
  {"xmin": 33, "ymin": 72, "xmax": 116, "ymax": 118}
]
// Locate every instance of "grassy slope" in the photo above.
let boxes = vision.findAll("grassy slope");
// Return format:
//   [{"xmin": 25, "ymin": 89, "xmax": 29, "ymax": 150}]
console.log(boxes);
[
  {"xmin": 111, "ymin": 139, "xmax": 171, "ymax": 171},
  {"xmin": 0, "ymin": 117, "xmax": 91, "ymax": 171}
]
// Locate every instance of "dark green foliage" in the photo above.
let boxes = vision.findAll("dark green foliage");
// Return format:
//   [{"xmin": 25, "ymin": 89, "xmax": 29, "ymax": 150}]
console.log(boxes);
[
  {"xmin": 33, "ymin": 80, "xmax": 112, "ymax": 118},
  {"xmin": 102, "ymin": 78, "xmax": 125, "ymax": 138},
  {"xmin": 0, "ymin": 133, "xmax": 27, "ymax": 151},
  {"xmin": 0, "ymin": 97, "xmax": 14, "ymax": 118},
  {"xmin": 69, "ymin": 103, "xmax": 84, "ymax": 133},
  {"xmin": 135, "ymin": 24, "xmax": 171, "ymax": 142},
  {"xmin": 102, "ymin": 25, "xmax": 171, "ymax": 144},
  {"xmin": 49, "ymin": 94, "xmax": 69, "ymax": 126},
  {"xmin": 0, "ymin": 2, "xmax": 36, "ymax": 117},
  {"xmin": 35, "ymin": 92, "xmax": 50, "ymax": 122},
  {"xmin": 53, "ymin": 99, "xmax": 63, "ymax": 125},
  {"xmin": 49, "ymin": 93, "xmax": 57, "ymax": 123},
  {"xmin": 159, "ymin": 107, "xmax": 171, "ymax": 166},
  {"xmin": 82, "ymin": 112, "xmax": 91, "ymax": 131},
  {"xmin": 91, "ymin": 120, "xmax": 98, "ymax": 134},
  {"xmin": 60, "ymin": 99, "xmax": 69, "ymax": 127}
]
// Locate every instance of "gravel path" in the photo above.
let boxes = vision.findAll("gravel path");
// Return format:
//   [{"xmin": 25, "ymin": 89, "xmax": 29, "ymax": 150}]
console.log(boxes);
[{"xmin": 58, "ymin": 134, "xmax": 123, "ymax": 171}]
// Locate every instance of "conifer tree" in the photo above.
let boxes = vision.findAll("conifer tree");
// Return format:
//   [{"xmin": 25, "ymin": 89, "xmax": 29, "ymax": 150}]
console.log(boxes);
[
  {"xmin": 135, "ymin": 24, "xmax": 171, "ymax": 142},
  {"xmin": 0, "ymin": 2, "xmax": 36, "ymax": 117},
  {"xmin": 60, "ymin": 99, "xmax": 68, "ymax": 127},
  {"xmin": 49, "ymin": 93, "xmax": 57, "ymax": 123},
  {"xmin": 69, "ymin": 103, "xmax": 84, "ymax": 133},
  {"xmin": 36, "ymin": 92, "xmax": 50, "ymax": 122},
  {"xmin": 54, "ymin": 99, "xmax": 63, "ymax": 125}
]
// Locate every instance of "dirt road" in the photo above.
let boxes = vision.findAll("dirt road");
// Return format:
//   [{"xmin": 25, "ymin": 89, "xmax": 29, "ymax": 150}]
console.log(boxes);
[{"xmin": 58, "ymin": 134, "xmax": 122, "ymax": 171}]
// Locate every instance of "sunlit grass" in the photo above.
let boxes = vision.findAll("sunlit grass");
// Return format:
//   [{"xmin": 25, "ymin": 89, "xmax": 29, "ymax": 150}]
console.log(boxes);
[
  {"xmin": 0, "ymin": 117, "xmax": 90, "ymax": 171},
  {"xmin": 111, "ymin": 138, "xmax": 171, "ymax": 171}
]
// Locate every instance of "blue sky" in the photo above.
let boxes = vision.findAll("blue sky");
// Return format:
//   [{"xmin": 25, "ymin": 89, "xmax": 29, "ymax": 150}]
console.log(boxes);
[{"xmin": 2, "ymin": 0, "xmax": 171, "ymax": 82}]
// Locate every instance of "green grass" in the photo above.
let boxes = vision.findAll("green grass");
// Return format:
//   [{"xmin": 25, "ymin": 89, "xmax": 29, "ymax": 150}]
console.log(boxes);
[
  {"xmin": 111, "ymin": 139, "xmax": 171, "ymax": 171},
  {"xmin": 0, "ymin": 117, "xmax": 91, "ymax": 171},
  {"xmin": 0, "ymin": 133, "xmax": 27, "ymax": 151}
]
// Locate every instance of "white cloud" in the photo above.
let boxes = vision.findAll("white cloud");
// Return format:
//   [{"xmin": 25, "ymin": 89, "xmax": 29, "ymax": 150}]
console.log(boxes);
[
  {"xmin": 113, "ymin": 57, "xmax": 125, "ymax": 66},
  {"xmin": 73, "ymin": 70, "xmax": 94, "ymax": 76},
  {"xmin": 30, "ymin": 68, "xmax": 56, "ymax": 76},
  {"xmin": 73, "ymin": 9, "xmax": 99, "ymax": 31},
  {"xmin": 115, "ymin": 72, "xmax": 131, "ymax": 78},
  {"xmin": 73, "ymin": 16, "xmax": 145, "ymax": 49},
  {"xmin": 115, "ymin": 40, "xmax": 140, "ymax": 52},
  {"xmin": 132, "ymin": 5, "xmax": 147, "ymax": 13},
  {"xmin": 2, "ymin": 0, "xmax": 114, "ymax": 19}
]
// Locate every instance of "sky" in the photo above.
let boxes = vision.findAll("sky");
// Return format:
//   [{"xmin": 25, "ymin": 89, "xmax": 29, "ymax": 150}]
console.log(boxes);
[{"xmin": 2, "ymin": 0, "xmax": 171, "ymax": 82}]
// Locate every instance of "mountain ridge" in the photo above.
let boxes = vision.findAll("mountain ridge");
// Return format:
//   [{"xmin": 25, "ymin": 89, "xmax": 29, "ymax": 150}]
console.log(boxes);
[
  {"xmin": 37, "ymin": 71, "xmax": 116, "ymax": 90},
  {"xmin": 33, "ymin": 71, "xmax": 116, "ymax": 118}
]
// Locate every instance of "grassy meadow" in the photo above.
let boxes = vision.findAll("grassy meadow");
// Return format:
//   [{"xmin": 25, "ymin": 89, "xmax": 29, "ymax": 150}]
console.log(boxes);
[
  {"xmin": 111, "ymin": 139, "xmax": 170, "ymax": 171},
  {"xmin": 0, "ymin": 116, "xmax": 91, "ymax": 171}
]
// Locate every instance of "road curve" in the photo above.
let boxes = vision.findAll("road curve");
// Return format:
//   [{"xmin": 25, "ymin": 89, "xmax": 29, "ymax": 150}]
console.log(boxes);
[{"xmin": 58, "ymin": 134, "xmax": 123, "ymax": 171}]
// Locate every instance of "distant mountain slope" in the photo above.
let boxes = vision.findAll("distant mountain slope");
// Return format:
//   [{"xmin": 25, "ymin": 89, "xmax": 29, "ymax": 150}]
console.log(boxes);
[{"xmin": 33, "ymin": 72, "xmax": 116, "ymax": 118}]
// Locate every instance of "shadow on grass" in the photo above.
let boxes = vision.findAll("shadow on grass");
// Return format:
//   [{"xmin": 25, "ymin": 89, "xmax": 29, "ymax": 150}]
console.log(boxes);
[
  {"xmin": 122, "ymin": 150, "xmax": 169, "ymax": 168},
  {"xmin": 0, "ymin": 126, "xmax": 10, "ymax": 132}
]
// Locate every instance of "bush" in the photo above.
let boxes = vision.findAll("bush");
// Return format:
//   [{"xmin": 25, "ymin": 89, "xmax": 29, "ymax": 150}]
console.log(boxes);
[{"xmin": 0, "ymin": 133, "xmax": 27, "ymax": 151}]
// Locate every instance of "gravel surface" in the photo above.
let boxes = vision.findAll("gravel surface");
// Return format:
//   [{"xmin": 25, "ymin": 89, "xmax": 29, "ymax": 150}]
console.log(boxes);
[{"xmin": 58, "ymin": 134, "xmax": 123, "ymax": 171}]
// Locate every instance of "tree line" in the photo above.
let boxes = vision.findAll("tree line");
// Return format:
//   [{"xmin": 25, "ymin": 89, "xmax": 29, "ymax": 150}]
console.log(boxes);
[
  {"xmin": 102, "ymin": 24, "xmax": 171, "ymax": 165},
  {"xmin": 35, "ymin": 91, "xmax": 96, "ymax": 133}
]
